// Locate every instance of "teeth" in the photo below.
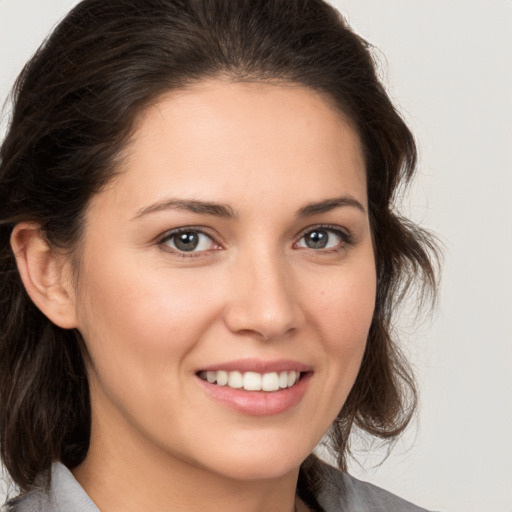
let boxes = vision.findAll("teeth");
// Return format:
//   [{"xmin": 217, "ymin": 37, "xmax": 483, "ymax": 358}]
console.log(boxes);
[
  {"xmin": 243, "ymin": 372, "xmax": 261, "ymax": 391},
  {"xmin": 228, "ymin": 371, "xmax": 243, "ymax": 389},
  {"xmin": 200, "ymin": 370, "xmax": 301, "ymax": 392},
  {"xmin": 287, "ymin": 371, "xmax": 297, "ymax": 387},
  {"xmin": 261, "ymin": 372, "xmax": 279, "ymax": 391},
  {"xmin": 217, "ymin": 370, "xmax": 228, "ymax": 386},
  {"xmin": 279, "ymin": 371, "xmax": 288, "ymax": 389}
]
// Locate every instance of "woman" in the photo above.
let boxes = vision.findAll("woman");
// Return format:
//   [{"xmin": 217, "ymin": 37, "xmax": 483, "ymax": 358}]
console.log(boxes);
[{"xmin": 0, "ymin": 0, "xmax": 438, "ymax": 510}]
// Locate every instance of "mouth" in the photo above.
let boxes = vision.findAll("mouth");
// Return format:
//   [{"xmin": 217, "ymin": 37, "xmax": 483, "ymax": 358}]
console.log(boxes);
[
  {"xmin": 198, "ymin": 370, "xmax": 302, "ymax": 392},
  {"xmin": 196, "ymin": 359, "xmax": 312, "ymax": 415}
]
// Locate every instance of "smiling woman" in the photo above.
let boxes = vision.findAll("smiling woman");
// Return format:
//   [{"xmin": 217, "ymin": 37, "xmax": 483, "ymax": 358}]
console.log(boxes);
[{"xmin": 0, "ymin": 1, "xmax": 438, "ymax": 512}]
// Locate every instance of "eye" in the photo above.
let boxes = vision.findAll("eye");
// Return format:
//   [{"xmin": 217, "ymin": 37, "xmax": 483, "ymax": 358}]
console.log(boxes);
[
  {"xmin": 295, "ymin": 227, "xmax": 351, "ymax": 251},
  {"xmin": 159, "ymin": 229, "xmax": 219, "ymax": 254}
]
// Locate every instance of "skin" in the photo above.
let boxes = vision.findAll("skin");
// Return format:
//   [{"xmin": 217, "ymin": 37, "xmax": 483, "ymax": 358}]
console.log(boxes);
[{"xmin": 13, "ymin": 79, "xmax": 376, "ymax": 512}]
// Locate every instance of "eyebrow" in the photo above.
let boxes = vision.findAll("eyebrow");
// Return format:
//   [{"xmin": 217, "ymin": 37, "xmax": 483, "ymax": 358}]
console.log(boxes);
[
  {"xmin": 297, "ymin": 196, "xmax": 366, "ymax": 217},
  {"xmin": 133, "ymin": 199, "xmax": 236, "ymax": 220},
  {"xmin": 132, "ymin": 195, "xmax": 365, "ymax": 220}
]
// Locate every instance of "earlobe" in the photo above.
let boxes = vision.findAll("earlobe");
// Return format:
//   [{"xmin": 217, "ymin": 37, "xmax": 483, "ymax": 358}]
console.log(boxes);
[{"xmin": 10, "ymin": 223, "xmax": 78, "ymax": 329}]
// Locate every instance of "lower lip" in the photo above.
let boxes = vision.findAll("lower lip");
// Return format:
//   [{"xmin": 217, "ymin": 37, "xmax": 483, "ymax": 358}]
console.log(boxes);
[{"xmin": 197, "ymin": 373, "xmax": 311, "ymax": 416}]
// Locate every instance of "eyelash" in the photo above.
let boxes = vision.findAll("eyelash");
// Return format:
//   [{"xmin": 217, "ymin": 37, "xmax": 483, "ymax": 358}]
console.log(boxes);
[
  {"xmin": 157, "ymin": 224, "xmax": 354, "ymax": 258},
  {"xmin": 295, "ymin": 224, "xmax": 354, "ymax": 253},
  {"xmin": 157, "ymin": 227, "xmax": 220, "ymax": 259}
]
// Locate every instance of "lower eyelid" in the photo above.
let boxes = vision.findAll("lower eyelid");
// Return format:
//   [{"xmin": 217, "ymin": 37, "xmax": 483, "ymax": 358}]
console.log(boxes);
[
  {"xmin": 156, "ymin": 226, "xmax": 353, "ymax": 256},
  {"xmin": 296, "ymin": 227, "xmax": 353, "ymax": 248},
  {"xmin": 158, "ymin": 229, "xmax": 220, "ymax": 253}
]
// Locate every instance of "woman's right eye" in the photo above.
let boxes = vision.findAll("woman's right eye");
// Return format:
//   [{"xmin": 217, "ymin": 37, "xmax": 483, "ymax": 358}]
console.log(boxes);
[{"xmin": 159, "ymin": 229, "xmax": 220, "ymax": 255}]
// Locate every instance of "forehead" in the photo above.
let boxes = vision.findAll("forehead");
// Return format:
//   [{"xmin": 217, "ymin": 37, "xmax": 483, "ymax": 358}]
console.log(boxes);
[
  {"xmin": 133, "ymin": 79, "xmax": 362, "ymax": 156},
  {"xmin": 105, "ymin": 79, "xmax": 367, "ymax": 212}
]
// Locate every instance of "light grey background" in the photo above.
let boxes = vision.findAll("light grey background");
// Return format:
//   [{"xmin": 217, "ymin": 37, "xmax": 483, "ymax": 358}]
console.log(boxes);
[{"xmin": 1, "ymin": 1, "xmax": 511, "ymax": 511}]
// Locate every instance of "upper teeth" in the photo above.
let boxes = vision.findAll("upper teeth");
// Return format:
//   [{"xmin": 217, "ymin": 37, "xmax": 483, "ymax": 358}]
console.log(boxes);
[{"xmin": 199, "ymin": 370, "xmax": 301, "ymax": 392}]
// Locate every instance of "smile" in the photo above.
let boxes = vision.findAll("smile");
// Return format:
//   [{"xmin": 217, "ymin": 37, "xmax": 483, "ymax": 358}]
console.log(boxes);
[{"xmin": 198, "ymin": 370, "xmax": 301, "ymax": 392}]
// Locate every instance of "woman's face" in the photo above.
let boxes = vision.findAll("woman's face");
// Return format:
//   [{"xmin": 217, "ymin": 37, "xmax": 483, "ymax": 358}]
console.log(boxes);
[{"xmin": 72, "ymin": 80, "xmax": 376, "ymax": 481}]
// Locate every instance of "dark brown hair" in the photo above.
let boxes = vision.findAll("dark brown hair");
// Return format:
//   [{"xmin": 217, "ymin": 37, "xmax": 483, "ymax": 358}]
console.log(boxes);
[{"xmin": 0, "ymin": 0, "xmax": 438, "ymax": 504}]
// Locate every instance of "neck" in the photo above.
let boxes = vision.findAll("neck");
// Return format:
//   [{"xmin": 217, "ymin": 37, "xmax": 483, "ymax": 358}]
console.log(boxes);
[{"xmin": 74, "ymin": 425, "xmax": 302, "ymax": 512}]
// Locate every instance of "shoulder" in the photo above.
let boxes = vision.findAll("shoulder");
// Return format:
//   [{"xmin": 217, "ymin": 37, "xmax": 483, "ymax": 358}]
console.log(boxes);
[
  {"xmin": 2, "ymin": 462, "xmax": 98, "ymax": 512},
  {"xmin": 2, "ymin": 489, "xmax": 51, "ymax": 512},
  {"xmin": 317, "ymin": 462, "xmax": 431, "ymax": 512}
]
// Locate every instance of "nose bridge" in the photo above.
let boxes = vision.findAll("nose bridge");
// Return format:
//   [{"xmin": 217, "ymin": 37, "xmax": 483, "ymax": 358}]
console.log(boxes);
[{"xmin": 225, "ymin": 244, "xmax": 299, "ymax": 340}]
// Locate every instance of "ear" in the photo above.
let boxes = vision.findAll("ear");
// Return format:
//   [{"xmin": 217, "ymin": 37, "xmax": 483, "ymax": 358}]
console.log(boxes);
[{"xmin": 10, "ymin": 223, "xmax": 78, "ymax": 329}]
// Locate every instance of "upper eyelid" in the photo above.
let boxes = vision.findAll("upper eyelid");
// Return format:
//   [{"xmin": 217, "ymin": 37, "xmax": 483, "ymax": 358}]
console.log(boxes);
[
  {"xmin": 156, "ymin": 223, "xmax": 352, "ymax": 251},
  {"xmin": 158, "ymin": 226, "xmax": 219, "ymax": 243},
  {"xmin": 294, "ymin": 225, "xmax": 355, "ymax": 253},
  {"xmin": 295, "ymin": 224, "xmax": 352, "ymax": 240},
  {"xmin": 157, "ymin": 228, "xmax": 222, "ymax": 257}
]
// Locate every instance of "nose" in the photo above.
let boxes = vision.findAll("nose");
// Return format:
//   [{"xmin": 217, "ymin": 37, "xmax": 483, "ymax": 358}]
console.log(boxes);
[{"xmin": 223, "ymin": 249, "xmax": 301, "ymax": 341}]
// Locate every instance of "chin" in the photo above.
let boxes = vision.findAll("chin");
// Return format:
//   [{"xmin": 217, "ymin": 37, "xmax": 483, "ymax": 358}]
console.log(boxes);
[
  {"xmin": 189, "ymin": 437, "xmax": 313, "ymax": 482},
  {"xmin": 212, "ymin": 456, "xmax": 303, "ymax": 482}
]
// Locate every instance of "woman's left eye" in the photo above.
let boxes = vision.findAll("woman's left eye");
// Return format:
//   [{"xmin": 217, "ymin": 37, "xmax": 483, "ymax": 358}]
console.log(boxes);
[
  {"xmin": 159, "ymin": 229, "xmax": 218, "ymax": 254},
  {"xmin": 295, "ymin": 227, "xmax": 350, "ymax": 251}
]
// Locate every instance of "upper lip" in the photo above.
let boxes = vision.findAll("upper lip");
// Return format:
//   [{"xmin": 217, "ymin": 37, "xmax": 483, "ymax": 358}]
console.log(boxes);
[{"xmin": 197, "ymin": 358, "xmax": 312, "ymax": 374}]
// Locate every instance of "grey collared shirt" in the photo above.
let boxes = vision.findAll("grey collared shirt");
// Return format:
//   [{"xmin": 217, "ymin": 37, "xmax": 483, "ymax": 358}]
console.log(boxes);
[{"xmin": 3, "ymin": 462, "xmax": 431, "ymax": 512}]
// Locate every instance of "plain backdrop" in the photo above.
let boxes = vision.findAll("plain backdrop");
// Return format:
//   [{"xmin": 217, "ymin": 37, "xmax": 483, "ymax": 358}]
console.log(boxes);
[{"xmin": 1, "ymin": 1, "xmax": 511, "ymax": 511}]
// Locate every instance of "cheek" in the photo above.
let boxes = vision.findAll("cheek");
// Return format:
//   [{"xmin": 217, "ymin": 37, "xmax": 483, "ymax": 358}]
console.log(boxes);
[
  {"xmin": 309, "ymin": 265, "xmax": 376, "ymax": 349},
  {"xmin": 75, "ymin": 256, "xmax": 224, "ymax": 376},
  {"xmin": 304, "ymin": 260, "xmax": 376, "ymax": 403},
  {"xmin": 74, "ymin": 259, "xmax": 229, "ymax": 439}
]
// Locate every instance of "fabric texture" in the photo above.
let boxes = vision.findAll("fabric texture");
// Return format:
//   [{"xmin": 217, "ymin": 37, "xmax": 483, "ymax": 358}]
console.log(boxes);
[
  {"xmin": 316, "ymin": 464, "xmax": 430, "ymax": 511},
  {"xmin": 3, "ymin": 461, "xmax": 430, "ymax": 512},
  {"xmin": 2, "ymin": 463, "xmax": 98, "ymax": 512}
]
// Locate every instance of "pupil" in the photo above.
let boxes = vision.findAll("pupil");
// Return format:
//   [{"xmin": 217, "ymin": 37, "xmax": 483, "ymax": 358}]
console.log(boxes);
[
  {"xmin": 175, "ymin": 232, "xmax": 199, "ymax": 251},
  {"xmin": 306, "ymin": 230, "xmax": 328, "ymax": 249}
]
